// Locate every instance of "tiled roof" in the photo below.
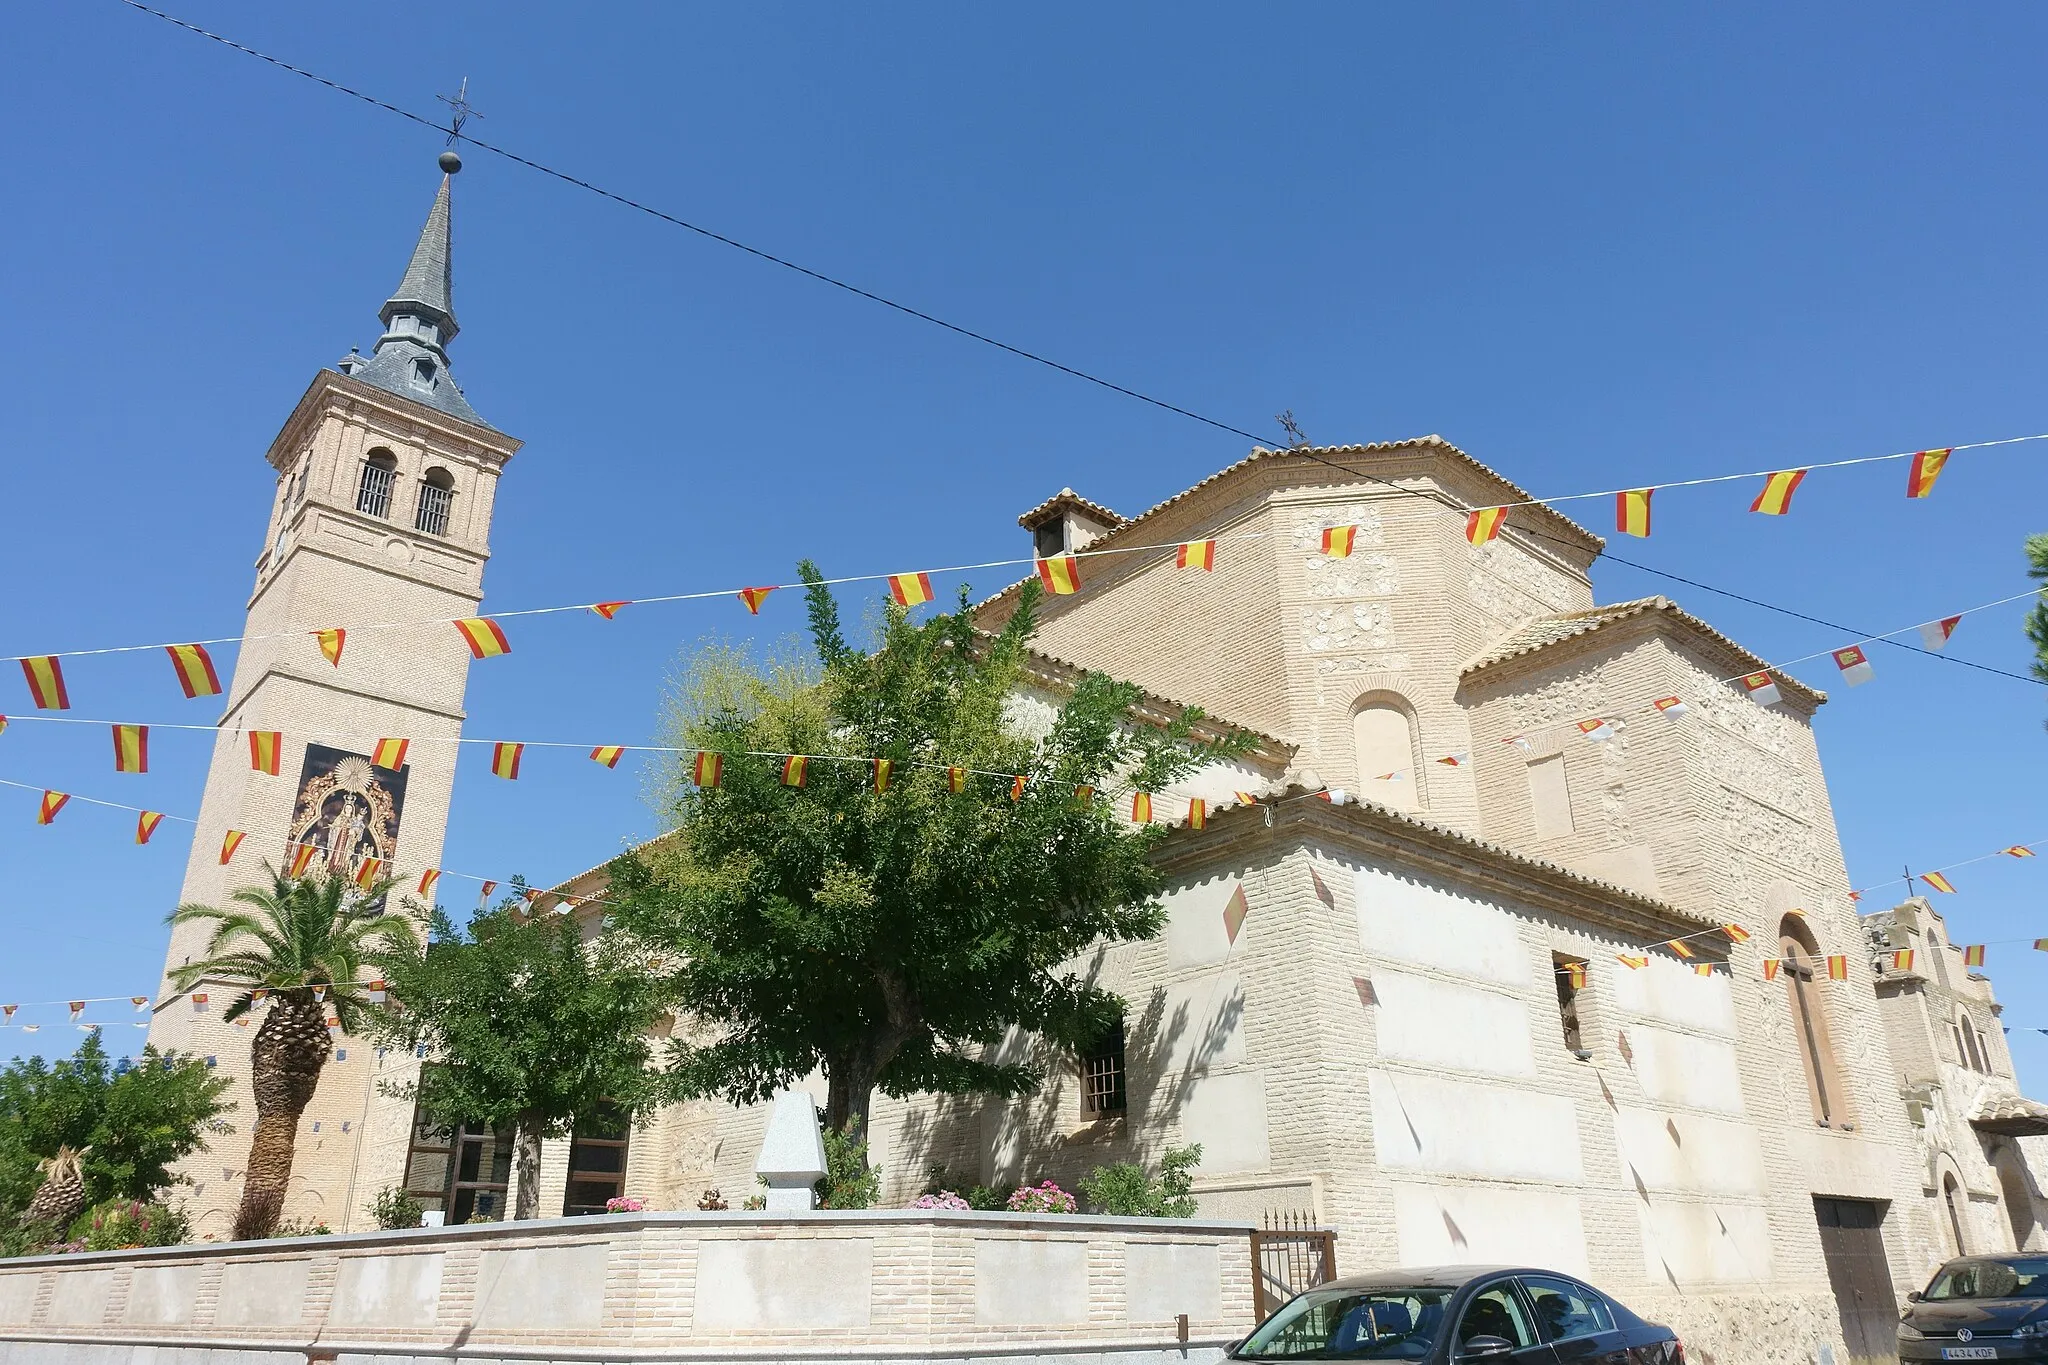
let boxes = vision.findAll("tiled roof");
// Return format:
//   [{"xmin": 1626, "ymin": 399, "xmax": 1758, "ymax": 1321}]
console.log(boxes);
[
  {"xmin": 1459, "ymin": 595, "xmax": 1827, "ymax": 708},
  {"xmin": 1017, "ymin": 488, "xmax": 1128, "ymax": 531},
  {"xmin": 1970, "ymin": 1091, "xmax": 2048, "ymax": 1137}
]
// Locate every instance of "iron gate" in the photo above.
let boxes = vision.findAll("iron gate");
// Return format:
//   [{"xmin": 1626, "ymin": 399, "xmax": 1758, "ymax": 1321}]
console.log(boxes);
[{"xmin": 1250, "ymin": 1211, "xmax": 1338, "ymax": 1320}]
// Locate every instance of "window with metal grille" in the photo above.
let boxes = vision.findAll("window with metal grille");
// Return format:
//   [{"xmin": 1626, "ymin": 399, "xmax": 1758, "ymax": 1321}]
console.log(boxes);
[
  {"xmin": 357, "ymin": 451, "xmax": 397, "ymax": 519},
  {"xmin": 415, "ymin": 468, "xmax": 454, "ymax": 536},
  {"xmin": 562, "ymin": 1103, "xmax": 631, "ymax": 1216},
  {"xmin": 1080, "ymin": 1018, "xmax": 1127, "ymax": 1117},
  {"xmin": 402, "ymin": 1082, "xmax": 513, "ymax": 1224}
]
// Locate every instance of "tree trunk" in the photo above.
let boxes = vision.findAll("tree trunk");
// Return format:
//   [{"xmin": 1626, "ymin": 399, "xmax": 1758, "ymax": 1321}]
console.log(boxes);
[
  {"xmin": 824, "ymin": 1058, "xmax": 877, "ymax": 1146},
  {"xmin": 234, "ymin": 998, "xmax": 329, "ymax": 1241},
  {"xmin": 512, "ymin": 1109, "xmax": 545, "ymax": 1220},
  {"xmin": 824, "ymin": 969, "xmax": 922, "ymax": 1152}
]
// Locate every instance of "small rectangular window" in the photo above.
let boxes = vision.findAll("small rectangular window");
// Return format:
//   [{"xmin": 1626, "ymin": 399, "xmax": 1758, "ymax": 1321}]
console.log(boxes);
[
  {"xmin": 1553, "ymin": 953, "xmax": 1586, "ymax": 1052},
  {"xmin": 1080, "ymin": 1018, "xmax": 1127, "ymax": 1117},
  {"xmin": 562, "ymin": 1104, "xmax": 631, "ymax": 1216},
  {"xmin": 1528, "ymin": 755, "xmax": 1573, "ymax": 837}
]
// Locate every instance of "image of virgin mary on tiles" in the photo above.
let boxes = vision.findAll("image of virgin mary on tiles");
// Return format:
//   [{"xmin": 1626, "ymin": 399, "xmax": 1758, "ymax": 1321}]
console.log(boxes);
[{"xmin": 286, "ymin": 744, "xmax": 409, "ymax": 900}]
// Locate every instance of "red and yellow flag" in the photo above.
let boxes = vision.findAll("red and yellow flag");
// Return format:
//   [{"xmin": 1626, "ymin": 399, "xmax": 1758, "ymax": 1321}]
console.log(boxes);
[
  {"xmin": 287, "ymin": 843, "xmax": 318, "ymax": 878},
  {"xmin": 1187, "ymin": 798, "xmax": 1207, "ymax": 830},
  {"xmin": 1073, "ymin": 784, "xmax": 1095, "ymax": 803},
  {"xmin": 34, "ymin": 791, "xmax": 67, "ymax": 826},
  {"xmin": 1010, "ymin": 774, "xmax": 1026, "ymax": 801},
  {"xmin": 1465, "ymin": 507, "xmax": 1509, "ymax": 546},
  {"xmin": 490, "ymin": 742, "xmax": 524, "ymax": 780},
  {"xmin": 1666, "ymin": 939, "xmax": 1695, "ymax": 960},
  {"xmin": 1616, "ymin": 954, "xmax": 1649, "ymax": 970},
  {"xmin": 2005, "ymin": 846, "xmax": 2035, "ymax": 858},
  {"xmin": 1763, "ymin": 958, "xmax": 1782, "ymax": 982},
  {"xmin": 1320, "ymin": 525, "xmax": 1358, "ymax": 558},
  {"xmin": 1693, "ymin": 963, "xmax": 1715, "ymax": 977},
  {"xmin": 1564, "ymin": 962, "xmax": 1588, "ymax": 990},
  {"xmin": 1036, "ymin": 555, "xmax": 1081, "ymax": 595},
  {"xmin": 1223, "ymin": 885, "xmax": 1249, "ymax": 944},
  {"xmin": 1615, "ymin": 489, "xmax": 1653, "ymax": 538},
  {"xmin": 20, "ymin": 656, "xmax": 69, "ymax": 711},
  {"xmin": 455, "ymin": 617, "xmax": 511, "ymax": 658},
  {"xmin": 354, "ymin": 858, "xmax": 384, "ymax": 889},
  {"xmin": 1749, "ymin": 469, "xmax": 1807, "ymax": 516},
  {"xmin": 1906, "ymin": 447, "xmax": 1952, "ymax": 499},
  {"xmin": 873, "ymin": 758, "xmax": 893, "ymax": 793},
  {"xmin": 1176, "ymin": 540, "xmax": 1216, "ymax": 571},
  {"xmin": 590, "ymin": 601, "xmax": 631, "ymax": 620},
  {"xmin": 313, "ymin": 628, "xmax": 346, "ymax": 667},
  {"xmin": 165, "ymin": 644, "xmax": 222, "ymax": 699},
  {"xmin": 248, "ymin": 731, "xmax": 282, "ymax": 775},
  {"xmin": 111, "ymin": 724, "xmax": 149, "ymax": 774},
  {"xmin": 693, "ymin": 751, "xmax": 723, "ymax": 788},
  {"xmin": 1723, "ymin": 923, "xmax": 1751, "ymax": 944},
  {"xmin": 1131, "ymin": 792, "xmax": 1153, "ymax": 823},
  {"xmin": 135, "ymin": 811, "xmax": 164, "ymax": 845},
  {"xmin": 1963, "ymin": 944, "xmax": 1987, "ymax": 967},
  {"xmin": 1922, "ymin": 871, "xmax": 1956, "ymax": 894},
  {"xmin": 737, "ymin": 587, "xmax": 777, "ymax": 615},
  {"xmin": 781, "ymin": 755, "xmax": 808, "ymax": 788},
  {"xmin": 888, "ymin": 573, "xmax": 935, "ymax": 607},
  {"xmin": 590, "ymin": 745, "xmax": 625, "ymax": 768},
  {"xmin": 947, "ymin": 766, "xmax": 966, "ymax": 793},
  {"xmin": 372, "ymin": 738, "xmax": 410, "ymax": 770},
  {"xmin": 1891, "ymin": 949, "xmax": 1915, "ymax": 972},
  {"xmin": 417, "ymin": 868, "xmax": 441, "ymax": 897},
  {"xmin": 1825, "ymin": 954, "xmax": 1849, "ymax": 981},
  {"xmin": 219, "ymin": 830, "xmax": 246, "ymax": 864},
  {"xmin": 1233, "ymin": 791, "xmax": 1259, "ymax": 806}
]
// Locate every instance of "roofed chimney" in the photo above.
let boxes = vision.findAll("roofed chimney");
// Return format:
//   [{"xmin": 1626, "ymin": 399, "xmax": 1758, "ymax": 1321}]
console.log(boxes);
[{"xmin": 1017, "ymin": 488, "xmax": 1127, "ymax": 559}]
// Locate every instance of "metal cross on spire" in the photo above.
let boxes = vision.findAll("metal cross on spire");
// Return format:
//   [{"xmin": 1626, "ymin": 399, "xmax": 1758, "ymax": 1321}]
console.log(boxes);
[{"xmin": 437, "ymin": 77, "xmax": 483, "ymax": 147}]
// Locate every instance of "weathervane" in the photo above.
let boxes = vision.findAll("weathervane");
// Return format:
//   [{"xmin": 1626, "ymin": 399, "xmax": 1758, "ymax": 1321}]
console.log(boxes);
[{"xmin": 437, "ymin": 77, "xmax": 483, "ymax": 149}]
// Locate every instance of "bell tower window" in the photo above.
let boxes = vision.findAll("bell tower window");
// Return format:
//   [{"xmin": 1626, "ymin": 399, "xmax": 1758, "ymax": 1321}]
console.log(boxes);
[
  {"xmin": 415, "ymin": 467, "xmax": 455, "ymax": 537},
  {"xmin": 356, "ymin": 449, "xmax": 398, "ymax": 520}
]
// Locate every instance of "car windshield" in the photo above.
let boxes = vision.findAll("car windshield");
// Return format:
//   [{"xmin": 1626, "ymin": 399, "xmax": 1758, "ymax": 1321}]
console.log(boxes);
[
  {"xmin": 1925, "ymin": 1260, "xmax": 2048, "ymax": 1300},
  {"xmin": 1236, "ymin": 1287, "xmax": 1456, "ymax": 1359}
]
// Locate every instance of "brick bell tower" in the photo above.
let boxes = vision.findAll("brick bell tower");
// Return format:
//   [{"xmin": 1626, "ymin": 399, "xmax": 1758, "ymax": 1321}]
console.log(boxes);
[{"xmin": 149, "ymin": 150, "xmax": 521, "ymax": 1235}]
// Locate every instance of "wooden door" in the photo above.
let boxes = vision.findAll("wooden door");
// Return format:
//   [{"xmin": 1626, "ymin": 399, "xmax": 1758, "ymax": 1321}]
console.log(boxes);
[{"xmin": 1814, "ymin": 1197, "xmax": 1899, "ymax": 1365}]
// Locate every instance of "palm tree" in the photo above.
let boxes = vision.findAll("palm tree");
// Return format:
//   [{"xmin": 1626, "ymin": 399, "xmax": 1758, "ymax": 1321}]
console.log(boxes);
[{"xmin": 168, "ymin": 867, "xmax": 418, "ymax": 1241}]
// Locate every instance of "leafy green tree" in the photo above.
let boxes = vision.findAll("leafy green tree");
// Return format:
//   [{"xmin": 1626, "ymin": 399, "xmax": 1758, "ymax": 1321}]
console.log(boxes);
[
  {"xmin": 167, "ymin": 868, "xmax": 418, "ymax": 1241},
  {"xmin": 606, "ymin": 565, "xmax": 1251, "ymax": 1150},
  {"xmin": 0, "ymin": 1031, "xmax": 230, "ymax": 1222},
  {"xmin": 1078, "ymin": 1143, "xmax": 1203, "ymax": 1217},
  {"xmin": 2025, "ymin": 534, "xmax": 2048, "ymax": 686},
  {"xmin": 370, "ymin": 901, "xmax": 668, "ymax": 1220}
]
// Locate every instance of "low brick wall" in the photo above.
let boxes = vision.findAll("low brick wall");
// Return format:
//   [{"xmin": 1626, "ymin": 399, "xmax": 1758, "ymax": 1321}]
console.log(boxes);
[{"xmin": 0, "ymin": 1209, "xmax": 1257, "ymax": 1364}]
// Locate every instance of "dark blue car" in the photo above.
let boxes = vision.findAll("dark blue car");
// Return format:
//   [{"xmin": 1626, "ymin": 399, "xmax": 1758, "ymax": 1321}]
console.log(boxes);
[
  {"xmin": 1898, "ymin": 1255, "xmax": 2048, "ymax": 1362},
  {"xmin": 1229, "ymin": 1265, "xmax": 1684, "ymax": 1364}
]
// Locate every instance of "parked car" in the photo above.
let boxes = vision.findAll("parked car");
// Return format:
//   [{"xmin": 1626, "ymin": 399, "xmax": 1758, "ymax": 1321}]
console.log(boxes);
[
  {"xmin": 1228, "ymin": 1265, "xmax": 1684, "ymax": 1364},
  {"xmin": 1898, "ymin": 1254, "xmax": 2048, "ymax": 1362}
]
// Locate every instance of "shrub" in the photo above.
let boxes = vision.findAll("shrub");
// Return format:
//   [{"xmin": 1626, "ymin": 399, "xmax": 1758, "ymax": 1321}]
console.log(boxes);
[
  {"xmin": 268, "ymin": 1218, "xmax": 332, "ymax": 1238},
  {"xmin": 605, "ymin": 1196, "xmax": 646, "ymax": 1213},
  {"xmin": 697, "ymin": 1188, "xmax": 729, "ymax": 1211},
  {"xmin": 366, "ymin": 1185, "xmax": 424, "ymax": 1231},
  {"xmin": 0, "ymin": 1218, "xmax": 66, "ymax": 1258},
  {"xmin": 922, "ymin": 1165, "xmax": 1008, "ymax": 1211},
  {"xmin": 909, "ymin": 1190, "xmax": 971, "ymax": 1211},
  {"xmin": 814, "ymin": 1121, "xmax": 880, "ymax": 1210},
  {"xmin": 1079, "ymin": 1143, "xmax": 1202, "ymax": 1218},
  {"xmin": 1006, "ymin": 1180, "xmax": 1077, "ymax": 1213},
  {"xmin": 73, "ymin": 1199, "xmax": 189, "ymax": 1251}
]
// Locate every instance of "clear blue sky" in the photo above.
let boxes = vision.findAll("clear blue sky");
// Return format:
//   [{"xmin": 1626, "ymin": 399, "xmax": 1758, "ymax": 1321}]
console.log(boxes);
[{"xmin": 4, "ymin": 4, "xmax": 2047, "ymax": 1075}]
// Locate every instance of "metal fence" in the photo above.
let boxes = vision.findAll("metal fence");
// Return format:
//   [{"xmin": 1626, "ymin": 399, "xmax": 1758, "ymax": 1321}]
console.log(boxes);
[{"xmin": 1250, "ymin": 1211, "xmax": 1338, "ymax": 1320}]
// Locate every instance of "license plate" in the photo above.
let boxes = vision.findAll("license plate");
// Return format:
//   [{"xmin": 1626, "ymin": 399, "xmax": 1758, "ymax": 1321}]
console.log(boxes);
[{"xmin": 1942, "ymin": 1349, "xmax": 1997, "ymax": 1360}]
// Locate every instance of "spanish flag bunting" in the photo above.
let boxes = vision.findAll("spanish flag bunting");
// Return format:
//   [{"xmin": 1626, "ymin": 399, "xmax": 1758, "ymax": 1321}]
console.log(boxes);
[
  {"xmin": 417, "ymin": 868, "xmax": 441, "ymax": 897},
  {"xmin": 1694, "ymin": 963, "xmax": 1716, "ymax": 977},
  {"xmin": 111, "ymin": 724, "xmax": 149, "ymax": 774},
  {"xmin": 1667, "ymin": 939, "xmax": 1696, "ymax": 959},
  {"xmin": 1906, "ymin": 448, "xmax": 1952, "ymax": 499},
  {"xmin": 1435, "ymin": 753, "xmax": 1471, "ymax": 767},
  {"xmin": 1832, "ymin": 645, "xmax": 1874, "ymax": 687},
  {"xmin": 455, "ymin": 617, "xmax": 512, "ymax": 658},
  {"xmin": 20, "ymin": 656, "xmax": 69, "ymax": 710},
  {"xmin": 1740, "ymin": 672, "xmax": 1781, "ymax": 707},
  {"xmin": 1072, "ymin": 783, "xmax": 1093, "ymax": 803},
  {"xmin": 249, "ymin": 731, "xmax": 282, "ymax": 775},
  {"xmin": 2005, "ymin": 846, "xmax": 2036, "ymax": 858},
  {"xmin": 737, "ymin": 587, "xmax": 778, "ymax": 615},
  {"xmin": 1176, "ymin": 539, "xmax": 1217, "ymax": 571},
  {"xmin": 693, "ymin": 751, "xmax": 723, "ymax": 788},
  {"xmin": 1922, "ymin": 871, "xmax": 1956, "ymax": 894},
  {"xmin": 1564, "ymin": 963, "xmax": 1587, "ymax": 990},
  {"xmin": 1320, "ymin": 525, "xmax": 1358, "ymax": 558},
  {"xmin": 165, "ymin": 644, "xmax": 222, "ymax": 699},
  {"xmin": 1131, "ymin": 792, "xmax": 1153, "ymax": 823},
  {"xmin": 135, "ymin": 811, "xmax": 164, "ymax": 845},
  {"xmin": 1615, "ymin": 489, "xmax": 1653, "ymax": 538},
  {"xmin": 1233, "ymin": 791, "xmax": 1259, "ymax": 805},
  {"xmin": 66, "ymin": 1002, "xmax": 82, "ymax": 1021},
  {"xmin": 36, "ymin": 791, "xmax": 68, "ymax": 825},
  {"xmin": 131, "ymin": 996, "xmax": 148, "ymax": 1012},
  {"xmin": 590, "ymin": 601, "xmax": 631, "ymax": 620},
  {"xmin": 590, "ymin": 745, "xmax": 625, "ymax": 769},
  {"xmin": 477, "ymin": 880, "xmax": 497, "ymax": 904},
  {"xmin": 371, "ymin": 738, "xmax": 410, "ymax": 770},
  {"xmin": 1826, "ymin": 954, "xmax": 1849, "ymax": 981},
  {"xmin": 312, "ymin": 985, "xmax": 326, "ymax": 1002},
  {"xmin": 1919, "ymin": 615, "xmax": 1962, "ymax": 652},
  {"xmin": 947, "ymin": 766, "xmax": 967, "ymax": 793},
  {"xmin": 873, "ymin": 758, "xmax": 894, "ymax": 793},
  {"xmin": 1723, "ymin": 923, "xmax": 1752, "ymax": 944},
  {"xmin": 1577, "ymin": 717, "xmax": 1615, "ymax": 742},
  {"xmin": 1891, "ymin": 949, "xmax": 1915, "ymax": 972},
  {"xmin": 781, "ymin": 755, "xmax": 808, "ymax": 787},
  {"xmin": 1653, "ymin": 696, "xmax": 1688, "ymax": 720},
  {"xmin": 1763, "ymin": 957, "xmax": 1783, "ymax": 982},
  {"xmin": 888, "ymin": 573, "xmax": 935, "ymax": 607},
  {"xmin": 190, "ymin": 994, "xmax": 208, "ymax": 1012},
  {"xmin": 287, "ymin": 843, "xmax": 318, "ymax": 878},
  {"xmin": 1749, "ymin": 469, "xmax": 1807, "ymax": 516},
  {"xmin": 1963, "ymin": 944, "xmax": 1987, "ymax": 967},
  {"xmin": 352, "ymin": 857, "xmax": 383, "ymax": 889},
  {"xmin": 2037, "ymin": 939, "xmax": 2048, "ymax": 952},
  {"xmin": 313, "ymin": 628, "xmax": 345, "ymax": 668},
  {"xmin": 1036, "ymin": 555, "xmax": 1082, "ymax": 595},
  {"xmin": 1465, "ymin": 507, "xmax": 1509, "ymax": 547},
  {"xmin": 1222, "ymin": 885, "xmax": 1249, "ymax": 944},
  {"xmin": 1011, "ymin": 774, "xmax": 1026, "ymax": 801},
  {"xmin": 219, "ymin": 830, "xmax": 246, "ymax": 864},
  {"xmin": 1617, "ymin": 955, "xmax": 1649, "ymax": 970},
  {"xmin": 367, "ymin": 980, "xmax": 388, "ymax": 1003},
  {"xmin": 0, "ymin": 1006, "xmax": 12, "ymax": 1020},
  {"xmin": 1504, "ymin": 734, "xmax": 1532, "ymax": 752},
  {"xmin": 522, "ymin": 888, "xmax": 544, "ymax": 906},
  {"xmin": 490, "ymin": 742, "xmax": 524, "ymax": 780},
  {"xmin": 1188, "ymin": 798, "xmax": 1207, "ymax": 830}
]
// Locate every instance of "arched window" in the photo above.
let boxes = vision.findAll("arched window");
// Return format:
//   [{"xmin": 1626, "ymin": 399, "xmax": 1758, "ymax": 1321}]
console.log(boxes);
[
  {"xmin": 415, "ymin": 466, "xmax": 455, "ymax": 536},
  {"xmin": 1961, "ymin": 1015, "xmax": 1988, "ymax": 1074},
  {"xmin": 1997, "ymin": 1149, "xmax": 2038, "ymax": 1251},
  {"xmin": 1780, "ymin": 914, "xmax": 1849, "ymax": 1128},
  {"xmin": 1352, "ymin": 694, "xmax": 1420, "ymax": 812},
  {"xmin": 357, "ymin": 448, "xmax": 398, "ymax": 520},
  {"xmin": 1945, "ymin": 1172, "xmax": 1970, "ymax": 1256}
]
